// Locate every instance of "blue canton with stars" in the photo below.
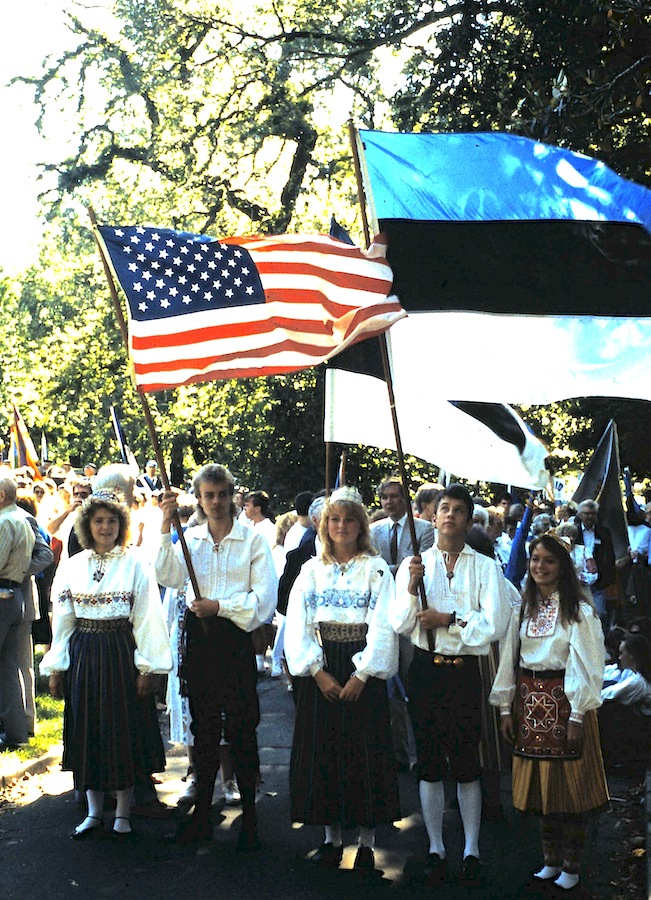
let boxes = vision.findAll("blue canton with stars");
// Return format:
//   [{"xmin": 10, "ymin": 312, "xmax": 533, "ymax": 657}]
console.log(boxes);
[{"xmin": 99, "ymin": 225, "xmax": 266, "ymax": 321}]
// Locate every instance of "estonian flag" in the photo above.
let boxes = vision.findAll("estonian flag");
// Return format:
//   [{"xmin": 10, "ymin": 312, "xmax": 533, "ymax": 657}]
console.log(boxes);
[
  {"xmin": 326, "ymin": 220, "xmax": 550, "ymax": 488},
  {"xmin": 354, "ymin": 129, "xmax": 651, "ymax": 405},
  {"xmin": 325, "ymin": 131, "xmax": 651, "ymax": 488}
]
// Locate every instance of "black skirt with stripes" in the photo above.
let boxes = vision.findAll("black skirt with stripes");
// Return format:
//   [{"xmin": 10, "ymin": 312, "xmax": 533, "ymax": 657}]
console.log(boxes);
[
  {"xmin": 62, "ymin": 619, "xmax": 165, "ymax": 791},
  {"xmin": 290, "ymin": 635, "xmax": 400, "ymax": 827}
]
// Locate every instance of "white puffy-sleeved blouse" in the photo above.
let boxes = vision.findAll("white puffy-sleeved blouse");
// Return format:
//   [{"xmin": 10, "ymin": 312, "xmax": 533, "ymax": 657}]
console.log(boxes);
[
  {"xmin": 284, "ymin": 553, "xmax": 398, "ymax": 682},
  {"xmin": 154, "ymin": 519, "xmax": 277, "ymax": 634},
  {"xmin": 40, "ymin": 545, "xmax": 173, "ymax": 676},
  {"xmin": 391, "ymin": 544, "xmax": 511, "ymax": 655},
  {"xmin": 489, "ymin": 596, "xmax": 606, "ymax": 721}
]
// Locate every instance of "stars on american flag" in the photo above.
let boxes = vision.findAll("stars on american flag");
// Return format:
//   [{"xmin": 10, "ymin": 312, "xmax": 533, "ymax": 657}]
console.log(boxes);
[{"xmin": 102, "ymin": 226, "xmax": 266, "ymax": 321}]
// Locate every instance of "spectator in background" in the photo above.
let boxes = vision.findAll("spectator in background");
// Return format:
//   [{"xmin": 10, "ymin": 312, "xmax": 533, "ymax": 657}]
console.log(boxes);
[
  {"xmin": 244, "ymin": 491, "xmax": 277, "ymax": 674},
  {"xmin": 269, "ymin": 512, "xmax": 298, "ymax": 679},
  {"xmin": 573, "ymin": 499, "xmax": 616, "ymax": 630},
  {"xmin": 626, "ymin": 503, "xmax": 651, "ymax": 616},
  {"xmin": 283, "ymin": 492, "xmax": 315, "ymax": 553},
  {"xmin": 414, "ymin": 484, "xmax": 443, "ymax": 524},
  {"xmin": 0, "ymin": 475, "xmax": 36, "ymax": 751},
  {"xmin": 600, "ymin": 632, "xmax": 651, "ymax": 773},
  {"xmin": 629, "ymin": 616, "xmax": 651, "ymax": 644},
  {"xmin": 137, "ymin": 460, "xmax": 163, "ymax": 498}
]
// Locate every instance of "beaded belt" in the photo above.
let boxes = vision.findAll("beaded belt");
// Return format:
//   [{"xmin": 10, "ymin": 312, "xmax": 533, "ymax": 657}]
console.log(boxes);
[
  {"xmin": 76, "ymin": 617, "xmax": 131, "ymax": 633},
  {"xmin": 415, "ymin": 646, "xmax": 467, "ymax": 667},
  {"xmin": 317, "ymin": 621, "xmax": 368, "ymax": 642}
]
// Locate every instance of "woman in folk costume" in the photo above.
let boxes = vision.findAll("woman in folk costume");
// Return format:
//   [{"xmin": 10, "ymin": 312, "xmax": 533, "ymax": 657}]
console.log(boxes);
[
  {"xmin": 284, "ymin": 487, "xmax": 399, "ymax": 875},
  {"xmin": 490, "ymin": 532, "xmax": 608, "ymax": 894},
  {"xmin": 41, "ymin": 492, "xmax": 172, "ymax": 840}
]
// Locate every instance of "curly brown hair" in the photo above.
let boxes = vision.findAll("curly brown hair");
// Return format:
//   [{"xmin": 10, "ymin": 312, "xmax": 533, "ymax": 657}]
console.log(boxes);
[{"xmin": 75, "ymin": 496, "xmax": 130, "ymax": 550}]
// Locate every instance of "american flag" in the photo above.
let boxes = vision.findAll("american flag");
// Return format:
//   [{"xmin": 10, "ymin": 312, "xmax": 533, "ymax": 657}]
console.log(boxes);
[{"xmin": 97, "ymin": 225, "xmax": 404, "ymax": 392}]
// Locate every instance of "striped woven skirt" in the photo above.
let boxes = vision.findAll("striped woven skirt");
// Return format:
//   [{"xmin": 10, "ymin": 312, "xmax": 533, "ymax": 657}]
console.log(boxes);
[
  {"xmin": 511, "ymin": 708, "xmax": 609, "ymax": 815},
  {"xmin": 62, "ymin": 618, "xmax": 165, "ymax": 791},
  {"xmin": 290, "ymin": 632, "xmax": 400, "ymax": 827}
]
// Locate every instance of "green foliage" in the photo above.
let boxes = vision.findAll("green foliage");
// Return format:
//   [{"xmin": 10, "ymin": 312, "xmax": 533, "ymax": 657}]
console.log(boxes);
[{"xmin": 1, "ymin": 0, "xmax": 649, "ymax": 499}]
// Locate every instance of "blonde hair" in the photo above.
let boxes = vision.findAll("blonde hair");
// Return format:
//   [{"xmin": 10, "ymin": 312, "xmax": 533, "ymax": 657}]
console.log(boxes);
[
  {"xmin": 275, "ymin": 511, "xmax": 298, "ymax": 547},
  {"xmin": 318, "ymin": 498, "xmax": 377, "ymax": 564}
]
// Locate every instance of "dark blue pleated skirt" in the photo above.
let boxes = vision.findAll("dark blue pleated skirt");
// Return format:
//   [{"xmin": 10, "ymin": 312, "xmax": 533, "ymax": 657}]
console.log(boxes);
[
  {"xmin": 290, "ymin": 636, "xmax": 400, "ymax": 827},
  {"xmin": 62, "ymin": 620, "xmax": 165, "ymax": 791}
]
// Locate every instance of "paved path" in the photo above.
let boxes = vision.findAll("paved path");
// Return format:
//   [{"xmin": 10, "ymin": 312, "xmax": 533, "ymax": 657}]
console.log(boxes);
[{"xmin": 0, "ymin": 674, "xmax": 644, "ymax": 900}]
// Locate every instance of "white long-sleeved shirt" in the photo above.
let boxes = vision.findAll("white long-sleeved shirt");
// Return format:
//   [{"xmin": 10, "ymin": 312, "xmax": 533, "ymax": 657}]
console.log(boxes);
[
  {"xmin": 40, "ymin": 546, "xmax": 173, "ymax": 675},
  {"xmin": 284, "ymin": 553, "xmax": 398, "ymax": 682},
  {"xmin": 489, "ymin": 597, "xmax": 606, "ymax": 718},
  {"xmin": 601, "ymin": 668, "xmax": 651, "ymax": 715},
  {"xmin": 391, "ymin": 544, "xmax": 511, "ymax": 655},
  {"xmin": 154, "ymin": 518, "xmax": 277, "ymax": 633}
]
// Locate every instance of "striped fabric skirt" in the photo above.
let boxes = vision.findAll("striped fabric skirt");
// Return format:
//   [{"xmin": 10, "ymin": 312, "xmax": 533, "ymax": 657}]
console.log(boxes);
[
  {"xmin": 62, "ymin": 618, "xmax": 165, "ymax": 791},
  {"xmin": 290, "ymin": 633, "xmax": 400, "ymax": 828},
  {"xmin": 511, "ymin": 709, "xmax": 609, "ymax": 815}
]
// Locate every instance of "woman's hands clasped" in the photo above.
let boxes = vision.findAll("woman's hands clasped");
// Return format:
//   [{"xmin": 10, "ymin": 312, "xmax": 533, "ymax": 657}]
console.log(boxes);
[{"xmin": 314, "ymin": 669, "xmax": 366, "ymax": 703}]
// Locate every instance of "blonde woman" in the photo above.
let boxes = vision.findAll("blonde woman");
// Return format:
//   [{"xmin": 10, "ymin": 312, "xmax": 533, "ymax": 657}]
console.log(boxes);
[{"xmin": 285, "ymin": 487, "xmax": 399, "ymax": 874}]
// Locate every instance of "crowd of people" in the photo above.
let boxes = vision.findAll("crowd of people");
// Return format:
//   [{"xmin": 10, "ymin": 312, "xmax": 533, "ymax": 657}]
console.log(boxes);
[{"xmin": 1, "ymin": 458, "xmax": 650, "ymax": 893}]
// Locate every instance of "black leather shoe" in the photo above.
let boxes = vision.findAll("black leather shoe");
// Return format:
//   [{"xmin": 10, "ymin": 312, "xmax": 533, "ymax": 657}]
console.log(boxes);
[
  {"xmin": 167, "ymin": 816, "xmax": 213, "ymax": 845},
  {"xmin": 236, "ymin": 824, "xmax": 261, "ymax": 853},
  {"xmin": 0, "ymin": 734, "xmax": 24, "ymax": 752},
  {"xmin": 459, "ymin": 855, "xmax": 482, "ymax": 887},
  {"xmin": 353, "ymin": 846, "xmax": 375, "ymax": 873},
  {"xmin": 309, "ymin": 842, "xmax": 344, "ymax": 869},
  {"xmin": 424, "ymin": 852, "xmax": 448, "ymax": 887}
]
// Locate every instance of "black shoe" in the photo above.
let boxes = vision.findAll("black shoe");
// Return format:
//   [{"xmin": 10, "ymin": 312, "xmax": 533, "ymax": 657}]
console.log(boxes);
[
  {"xmin": 167, "ymin": 816, "xmax": 213, "ymax": 845},
  {"xmin": 110, "ymin": 817, "xmax": 136, "ymax": 842},
  {"xmin": 236, "ymin": 823, "xmax": 261, "ymax": 853},
  {"xmin": 70, "ymin": 816, "xmax": 104, "ymax": 841},
  {"xmin": 131, "ymin": 798, "xmax": 174, "ymax": 819},
  {"xmin": 309, "ymin": 842, "xmax": 344, "ymax": 869},
  {"xmin": 353, "ymin": 846, "xmax": 375, "ymax": 873},
  {"xmin": 460, "ymin": 855, "xmax": 482, "ymax": 887},
  {"xmin": 424, "ymin": 852, "xmax": 448, "ymax": 888},
  {"xmin": 0, "ymin": 734, "xmax": 24, "ymax": 752}
]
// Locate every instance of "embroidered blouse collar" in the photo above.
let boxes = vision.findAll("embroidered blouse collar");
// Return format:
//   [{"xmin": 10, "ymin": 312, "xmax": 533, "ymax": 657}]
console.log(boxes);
[{"xmin": 89, "ymin": 545, "xmax": 125, "ymax": 561}]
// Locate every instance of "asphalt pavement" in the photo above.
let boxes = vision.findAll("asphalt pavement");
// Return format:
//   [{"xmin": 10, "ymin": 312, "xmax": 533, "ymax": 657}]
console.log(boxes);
[{"xmin": 0, "ymin": 670, "xmax": 646, "ymax": 900}]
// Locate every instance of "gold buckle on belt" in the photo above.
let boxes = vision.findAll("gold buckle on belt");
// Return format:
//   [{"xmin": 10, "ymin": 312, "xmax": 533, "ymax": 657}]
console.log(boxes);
[{"xmin": 432, "ymin": 654, "xmax": 464, "ymax": 667}]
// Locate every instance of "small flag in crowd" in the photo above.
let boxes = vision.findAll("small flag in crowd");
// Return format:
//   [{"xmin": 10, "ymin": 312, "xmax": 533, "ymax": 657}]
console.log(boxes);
[
  {"xmin": 9, "ymin": 404, "xmax": 42, "ymax": 478},
  {"xmin": 109, "ymin": 405, "xmax": 139, "ymax": 473},
  {"xmin": 96, "ymin": 226, "xmax": 404, "ymax": 392},
  {"xmin": 572, "ymin": 419, "xmax": 628, "ymax": 560}
]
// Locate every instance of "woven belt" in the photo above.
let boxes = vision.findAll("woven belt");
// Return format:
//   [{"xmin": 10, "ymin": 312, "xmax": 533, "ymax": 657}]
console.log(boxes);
[
  {"xmin": 76, "ymin": 617, "xmax": 131, "ymax": 634},
  {"xmin": 415, "ymin": 646, "xmax": 466, "ymax": 667},
  {"xmin": 520, "ymin": 667, "xmax": 565, "ymax": 679},
  {"xmin": 317, "ymin": 621, "xmax": 368, "ymax": 642}
]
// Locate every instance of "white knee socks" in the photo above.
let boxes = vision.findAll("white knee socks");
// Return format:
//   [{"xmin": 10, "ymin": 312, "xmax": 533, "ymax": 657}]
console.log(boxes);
[
  {"xmin": 419, "ymin": 780, "xmax": 446, "ymax": 856},
  {"xmin": 457, "ymin": 780, "xmax": 482, "ymax": 859}
]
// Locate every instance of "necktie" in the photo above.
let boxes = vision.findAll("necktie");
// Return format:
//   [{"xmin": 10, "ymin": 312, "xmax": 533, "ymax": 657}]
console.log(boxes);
[{"xmin": 390, "ymin": 521, "xmax": 398, "ymax": 566}]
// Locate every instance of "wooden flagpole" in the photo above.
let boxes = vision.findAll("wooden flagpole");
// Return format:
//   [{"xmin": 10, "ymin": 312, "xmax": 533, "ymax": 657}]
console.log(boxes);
[
  {"xmin": 347, "ymin": 122, "xmax": 435, "ymax": 649},
  {"xmin": 88, "ymin": 206, "xmax": 208, "ymax": 630}
]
